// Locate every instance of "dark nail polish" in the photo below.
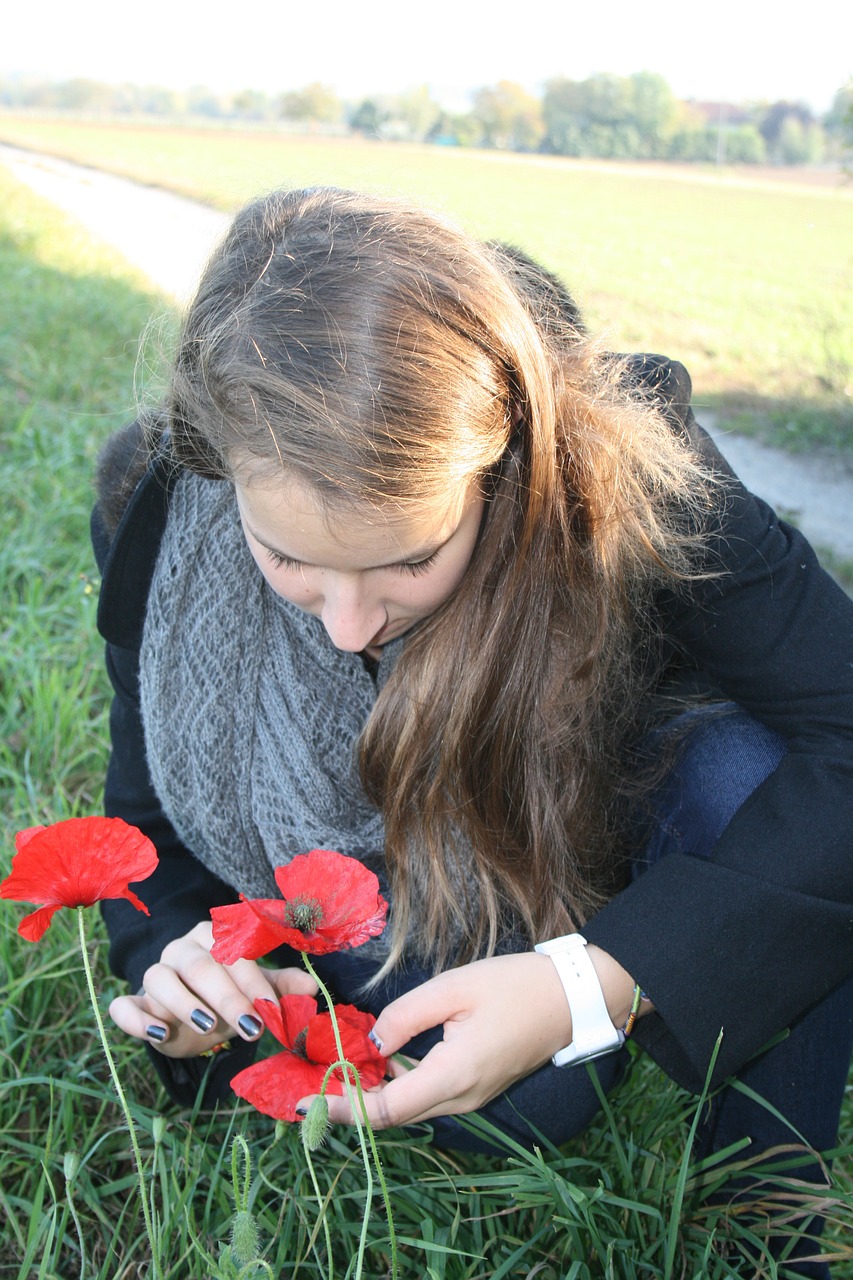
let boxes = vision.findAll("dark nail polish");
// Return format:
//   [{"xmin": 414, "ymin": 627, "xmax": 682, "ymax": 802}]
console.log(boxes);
[
  {"xmin": 368, "ymin": 1029, "xmax": 385, "ymax": 1053},
  {"xmin": 238, "ymin": 1014, "xmax": 263, "ymax": 1038},
  {"xmin": 295, "ymin": 1106, "xmax": 308, "ymax": 1117},
  {"xmin": 146, "ymin": 1025, "xmax": 167, "ymax": 1043},
  {"xmin": 191, "ymin": 1009, "xmax": 215, "ymax": 1033}
]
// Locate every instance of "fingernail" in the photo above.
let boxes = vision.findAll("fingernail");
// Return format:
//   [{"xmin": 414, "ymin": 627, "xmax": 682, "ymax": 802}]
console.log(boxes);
[
  {"xmin": 146, "ymin": 1025, "xmax": 167, "ymax": 1043},
  {"xmin": 368, "ymin": 1029, "xmax": 384, "ymax": 1052},
  {"xmin": 295, "ymin": 1106, "xmax": 308, "ymax": 1117},
  {"xmin": 191, "ymin": 1009, "xmax": 215, "ymax": 1033},
  {"xmin": 238, "ymin": 1014, "xmax": 263, "ymax": 1038}
]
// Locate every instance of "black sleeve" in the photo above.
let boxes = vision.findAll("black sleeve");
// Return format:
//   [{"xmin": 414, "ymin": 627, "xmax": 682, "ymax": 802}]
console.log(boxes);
[
  {"xmin": 93, "ymin": 486, "xmax": 258, "ymax": 1104},
  {"xmin": 583, "ymin": 364, "xmax": 853, "ymax": 1091}
]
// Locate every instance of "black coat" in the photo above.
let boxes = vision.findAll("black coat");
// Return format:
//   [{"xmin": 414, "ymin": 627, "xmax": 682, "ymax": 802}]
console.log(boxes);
[{"xmin": 92, "ymin": 357, "xmax": 853, "ymax": 1102}]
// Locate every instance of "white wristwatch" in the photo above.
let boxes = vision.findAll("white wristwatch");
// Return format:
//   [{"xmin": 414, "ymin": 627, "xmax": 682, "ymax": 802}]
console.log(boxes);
[{"xmin": 535, "ymin": 933, "xmax": 625, "ymax": 1067}]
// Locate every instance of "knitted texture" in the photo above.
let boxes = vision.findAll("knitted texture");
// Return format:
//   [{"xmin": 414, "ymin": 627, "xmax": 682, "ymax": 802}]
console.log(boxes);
[{"xmin": 139, "ymin": 472, "xmax": 402, "ymax": 902}]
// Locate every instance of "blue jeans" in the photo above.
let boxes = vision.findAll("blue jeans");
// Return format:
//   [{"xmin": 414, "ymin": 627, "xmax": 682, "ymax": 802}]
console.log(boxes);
[{"xmin": 313, "ymin": 707, "xmax": 853, "ymax": 1275}]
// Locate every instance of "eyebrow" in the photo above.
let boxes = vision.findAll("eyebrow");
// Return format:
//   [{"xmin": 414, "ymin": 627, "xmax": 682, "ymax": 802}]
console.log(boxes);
[{"xmin": 245, "ymin": 524, "xmax": 451, "ymax": 571}]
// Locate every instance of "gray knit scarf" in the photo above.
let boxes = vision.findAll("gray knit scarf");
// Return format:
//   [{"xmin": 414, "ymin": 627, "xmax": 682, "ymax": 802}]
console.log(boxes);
[{"xmin": 139, "ymin": 471, "xmax": 404, "ymax": 904}]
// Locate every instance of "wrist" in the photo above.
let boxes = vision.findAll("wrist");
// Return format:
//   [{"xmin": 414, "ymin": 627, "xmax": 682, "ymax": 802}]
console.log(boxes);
[
  {"xmin": 584, "ymin": 944, "xmax": 640, "ymax": 1029},
  {"xmin": 534, "ymin": 933, "xmax": 625, "ymax": 1067}
]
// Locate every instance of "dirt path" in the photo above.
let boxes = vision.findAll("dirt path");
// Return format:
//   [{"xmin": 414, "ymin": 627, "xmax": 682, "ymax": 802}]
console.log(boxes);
[{"xmin": 3, "ymin": 142, "xmax": 852, "ymax": 561}]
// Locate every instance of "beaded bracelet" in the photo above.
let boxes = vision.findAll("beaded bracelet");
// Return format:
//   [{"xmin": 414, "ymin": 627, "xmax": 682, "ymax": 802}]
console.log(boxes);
[
  {"xmin": 199, "ymin": 1040, "xmax": 233, "ymax": 1058},
  {"xmin": 622, "ymin": 985, "xmax": 650, "ymax": 1038}
]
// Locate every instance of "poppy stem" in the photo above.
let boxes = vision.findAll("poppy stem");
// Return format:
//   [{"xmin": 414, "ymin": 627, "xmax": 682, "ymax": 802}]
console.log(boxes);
[
  {"xmin": 302, "ymin": 954, "xmax": 398, "ymax": 1280},
  {"xmin": 76, "ymin": 907, "xmax": 163, "ymax": 1280}
]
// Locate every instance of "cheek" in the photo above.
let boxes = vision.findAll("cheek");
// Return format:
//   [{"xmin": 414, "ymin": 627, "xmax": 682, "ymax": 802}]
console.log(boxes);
[
  {"xmin": 248, "ymin": 549, "xmax": 317, "ymax": 607},
  {"xmin": 406, "ymin": 557, "xmax": 472, "ymax": 614}
]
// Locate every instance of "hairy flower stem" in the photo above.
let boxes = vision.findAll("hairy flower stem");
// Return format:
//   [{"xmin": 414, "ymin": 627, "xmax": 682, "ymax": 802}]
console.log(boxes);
[
  {"xmin": 301, "ymin": 1130, "xmax": 335, "ymax": 1280},
  {"xmin": 77, "ymin": 908, "xmax": 162, "ymax": 1280},
  {"xmin": 302, "ymin": 954, "xmax": 398, "ymax": 1280}
]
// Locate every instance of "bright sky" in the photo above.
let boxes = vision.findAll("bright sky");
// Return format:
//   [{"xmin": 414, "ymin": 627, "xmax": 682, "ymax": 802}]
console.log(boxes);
[{"xmin": 6, "ymin": 0, "xmax": 851, "ymax": 113}]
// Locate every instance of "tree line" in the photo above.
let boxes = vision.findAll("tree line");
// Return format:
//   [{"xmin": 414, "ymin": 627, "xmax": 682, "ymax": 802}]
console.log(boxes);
[{"xmin": 2, "ymin": 72, "xmax": 851, "ymax": 166}]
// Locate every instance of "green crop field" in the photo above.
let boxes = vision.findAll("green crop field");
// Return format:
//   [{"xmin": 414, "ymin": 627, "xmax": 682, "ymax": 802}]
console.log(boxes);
[{"xmin": 1, "ymin": 115, "xmax": 851, "ymax": 453}]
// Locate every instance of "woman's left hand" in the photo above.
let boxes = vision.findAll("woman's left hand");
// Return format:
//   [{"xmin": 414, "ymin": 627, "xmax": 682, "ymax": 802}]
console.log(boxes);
[{"xmin": 303, "ymin": 952, "xmax": 575, "ymax": 1128}]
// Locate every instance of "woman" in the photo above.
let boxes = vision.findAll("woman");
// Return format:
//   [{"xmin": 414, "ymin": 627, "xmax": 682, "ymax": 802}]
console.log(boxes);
[{"xmin": 92, "ymin": 187, "xmax": 853, "ymax": 1274}]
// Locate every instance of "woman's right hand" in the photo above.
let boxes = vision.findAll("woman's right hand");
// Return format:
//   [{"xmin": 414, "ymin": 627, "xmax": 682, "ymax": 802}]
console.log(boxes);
[{"xmin": 108, "ymin": 922, "xmax": 318, "ymax": 1057}]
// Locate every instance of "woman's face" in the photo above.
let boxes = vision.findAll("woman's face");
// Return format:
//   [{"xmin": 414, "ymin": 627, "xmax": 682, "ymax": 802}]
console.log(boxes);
[{"xmin": 234, "ymin": 473, "xmax": 483, "ymax": 655}]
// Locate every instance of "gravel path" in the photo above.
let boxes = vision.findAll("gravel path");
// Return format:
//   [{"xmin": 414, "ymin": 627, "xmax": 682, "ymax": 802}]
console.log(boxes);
[{"xmin": 3, "ymin": 142, "xmax": 852, "ymax": 560}]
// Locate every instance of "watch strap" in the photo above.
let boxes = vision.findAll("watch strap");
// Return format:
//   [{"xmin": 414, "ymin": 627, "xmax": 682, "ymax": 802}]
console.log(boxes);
[{"xmin": 535, "ymin": 933, "xmax": 625, "ymax": 1067}]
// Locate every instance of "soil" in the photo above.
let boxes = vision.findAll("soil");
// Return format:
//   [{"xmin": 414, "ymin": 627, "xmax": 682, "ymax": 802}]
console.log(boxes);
[{"xmin": 3, "ymin": 141, "xmax": 851, "ymax": 563}]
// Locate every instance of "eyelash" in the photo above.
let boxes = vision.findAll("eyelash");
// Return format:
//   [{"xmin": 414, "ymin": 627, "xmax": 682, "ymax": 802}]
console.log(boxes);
[
  {"xmin": 265, "ymin": 550, "xmax": 301, "ymax": 571},
  {"xmin": 264, "ymin": 549, "xmax": 441, "ymax": 576}
]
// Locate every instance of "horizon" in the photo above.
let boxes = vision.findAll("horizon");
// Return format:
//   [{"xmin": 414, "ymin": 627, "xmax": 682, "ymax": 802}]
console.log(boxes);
[{"xmin": 7, "ymin": 0, "xmax": 852, "ymax": 117}]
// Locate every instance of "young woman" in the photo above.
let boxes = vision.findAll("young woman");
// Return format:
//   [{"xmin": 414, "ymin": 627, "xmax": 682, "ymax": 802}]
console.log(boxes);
[{"xmin": 92, "ymin": 187, "xmax": 853, "ymax": 1275}]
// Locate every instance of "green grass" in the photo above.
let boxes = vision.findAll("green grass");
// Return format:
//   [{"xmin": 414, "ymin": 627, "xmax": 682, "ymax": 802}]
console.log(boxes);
[
  {"xmin": 0, "ymin": 116, "xmax": 852, "ymax": 454},
  {"xmin": 1, "ymin": 161, "xmax": 852, "ymax": 1278}
]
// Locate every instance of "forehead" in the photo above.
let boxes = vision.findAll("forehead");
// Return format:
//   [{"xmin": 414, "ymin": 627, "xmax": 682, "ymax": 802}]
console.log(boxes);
[{"xmin": 234, "ymin": 472, "xmax": 471, "ymax": 569}]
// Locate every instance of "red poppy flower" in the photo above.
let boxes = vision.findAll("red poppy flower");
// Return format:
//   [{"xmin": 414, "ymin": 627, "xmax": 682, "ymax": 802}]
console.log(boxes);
[
  {"xmin": 210, "ymin": 848, "xmax": 388, "ymax": 963},
  {"xmin": 1, "ymin": 817, "xmax": 158, "ymax": 941},
  {"xmin": 230, "ymin": 994, "xmax": 388, "ymax": 1121}
]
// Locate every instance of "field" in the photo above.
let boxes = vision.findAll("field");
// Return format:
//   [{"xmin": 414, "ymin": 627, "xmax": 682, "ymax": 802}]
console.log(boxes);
[
  {"xmin": 0, "ymin": 133, "xmax": 852, "ymax": 1277},
  {"xmin": 0, "ymin": 116, "xmax": 851, "ymax": 453}
]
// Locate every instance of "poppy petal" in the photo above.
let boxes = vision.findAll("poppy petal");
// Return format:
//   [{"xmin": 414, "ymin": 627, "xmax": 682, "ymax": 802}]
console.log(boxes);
[
  {"xmin": 231, "ymin": 1051, "xmax": 326, "ymax": 1121},
  {"xmin": 305, "ymin": 1005, "xmax": 387, "ymax": 1089},
  {"xmin": 254, "ymin": 995, "xmax": 318, "ymax": 1048},
  {"xmin": 231, "ymin": 995, "xmax": 389, "ymax": 1123},
  {"xmin": 273, "ymin": 850, "xmax": 388, "ymax": 951},
  {"xmin": 209, "ymin": 899, "xmax": 291, "ymax": 963},
  {"xmin": 2, "ymin": 818, "xmax": 158, "ymax": 940},
  {"xmin": 17, "ymin": 904, "xmax": 61, "ymax": 942}
]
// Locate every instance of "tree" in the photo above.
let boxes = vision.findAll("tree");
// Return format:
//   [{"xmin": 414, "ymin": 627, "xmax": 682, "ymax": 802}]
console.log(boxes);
[
  {"xmin": 231, "ymin": 89, "xmax": 272, "ymax": 121},
  {"xmin": 628, "ymin": 71, "xmax": 677, "ymax": 157},
  {"xmin": 470, "ymin": 80, "xmax": 544, "ymax": 151},
  {"xmin": 542, "ymin": 77, "xmax": 585, "ymax": 154},
  {"xmin": 278, "ymin": 82, "xmax": 342, "ymax": 124},
  {"xmin": 543, "ymin": 72, "xmax": 676, "ymax": 158},
  {"xmin": 393, "ymin": 85, "xmax": 442, "ymax": 141},
  {"xmin": 824, "ymin": 81, "xmax": 853, "ymax": 164},
  {"xmin": 349, "ymin": 98, "xmax": 387, "ymax": 138}
]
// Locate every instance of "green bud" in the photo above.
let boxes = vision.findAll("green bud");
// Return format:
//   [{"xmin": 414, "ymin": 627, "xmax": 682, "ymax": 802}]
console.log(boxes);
[
  {"xmin": 63, "ymin": 1151, "xmax": 81, "ymax": 1183},
  {"xmin": 152, "ymin": 1115, "xmax": 168, "ymax": 1145},
  {"xmin": 229, "ymin": 1209, "xmax": 260, "ymax": 1265},
  {"xmin": 300, "ymin": 1095, "xmax": 330, "ymax": 1152}
]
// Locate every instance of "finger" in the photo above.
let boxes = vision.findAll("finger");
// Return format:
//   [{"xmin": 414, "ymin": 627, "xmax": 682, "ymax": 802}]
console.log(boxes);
[
  {"xmin": 265, "ymin": 967, "xmax": 319, "ymax": 999},
  {"xmin": 306, "ymin": 1042, "xmax": 477, "ymax": 1129},
  {"xmin": 110, "ymin": 992, "xmax": 169, "ymax": 1042},
  {"xmin": 108, "ymin": 991, "xmax": 210, "ymax": 1050},
  {"xmin": 144, "ymin": 955, "xmax": 279, "ymax": 1043},
  {"xmin": 369, "ymin": 970, "xmax": 466, "ymax": 1056}
]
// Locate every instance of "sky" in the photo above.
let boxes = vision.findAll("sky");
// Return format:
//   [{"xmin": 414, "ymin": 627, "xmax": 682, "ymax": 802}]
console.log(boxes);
[{"xmin": 5, "ymin": 0, "xmax": 851, "ymax": 114}]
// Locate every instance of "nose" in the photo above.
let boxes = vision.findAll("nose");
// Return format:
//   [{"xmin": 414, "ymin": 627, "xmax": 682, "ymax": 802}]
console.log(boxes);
[{"xmin": 319, "ymin": 575, "xmax": 387, "ymax": 652}]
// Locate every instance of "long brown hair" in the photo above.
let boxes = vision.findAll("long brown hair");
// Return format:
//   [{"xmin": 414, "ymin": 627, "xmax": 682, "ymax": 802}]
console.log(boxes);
[{"xmin": 168, "ymin": 187, "xmax": 714, "ymax": 973}]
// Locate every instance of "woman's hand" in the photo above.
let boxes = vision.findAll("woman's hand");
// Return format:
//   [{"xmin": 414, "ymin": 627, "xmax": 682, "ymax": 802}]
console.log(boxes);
[
  {"xmin": 311, "ymin": 945, "xmax": 640, "ymax": 1129},
  {"xmin": 305, "ymin": 952, "xmax": 574, "ymax": 1128},
  {"xmin": 108, "ymin": 922, "xmax": 318, "ymax": 1057}
]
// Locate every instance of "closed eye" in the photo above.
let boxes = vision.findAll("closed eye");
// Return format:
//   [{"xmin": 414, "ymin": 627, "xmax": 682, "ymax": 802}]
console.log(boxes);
[
  {"xmin": 265, "ymin": 547, "xmax": 442, "ymax": 576},
  {"xmin": 265, "ymin": 549, "xmax": 301, "ymax": 571},
  {"xmin": 397, "ymin": 550, "xmax": 440, "ymax": 577}
]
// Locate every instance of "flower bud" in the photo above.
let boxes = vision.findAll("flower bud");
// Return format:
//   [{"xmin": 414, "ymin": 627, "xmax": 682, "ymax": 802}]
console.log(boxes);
[
  {"xmin": 152, "ymin": 1115, "xmax": 168, "ymax": 1145},
  {"xmin": 229, "ymin": 1209, "xmax": 260, "ymax": 1265},
  {"xmin": 300, "ymin": 1095, "xmax": 330, "ymax": 1152},
  {"xmin": 63, "ymin": 1151, "xmax": 81, "ymax": 1183}
]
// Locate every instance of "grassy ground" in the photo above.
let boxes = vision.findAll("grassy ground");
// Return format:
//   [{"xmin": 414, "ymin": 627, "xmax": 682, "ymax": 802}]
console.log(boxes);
[
  {"xmin": 0, "ymin": 116, "xmax": 851, "ymax": 455},
  {"xmin": 1, "ymin": 163, "xmax": 852, "ymax": 1278}
]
